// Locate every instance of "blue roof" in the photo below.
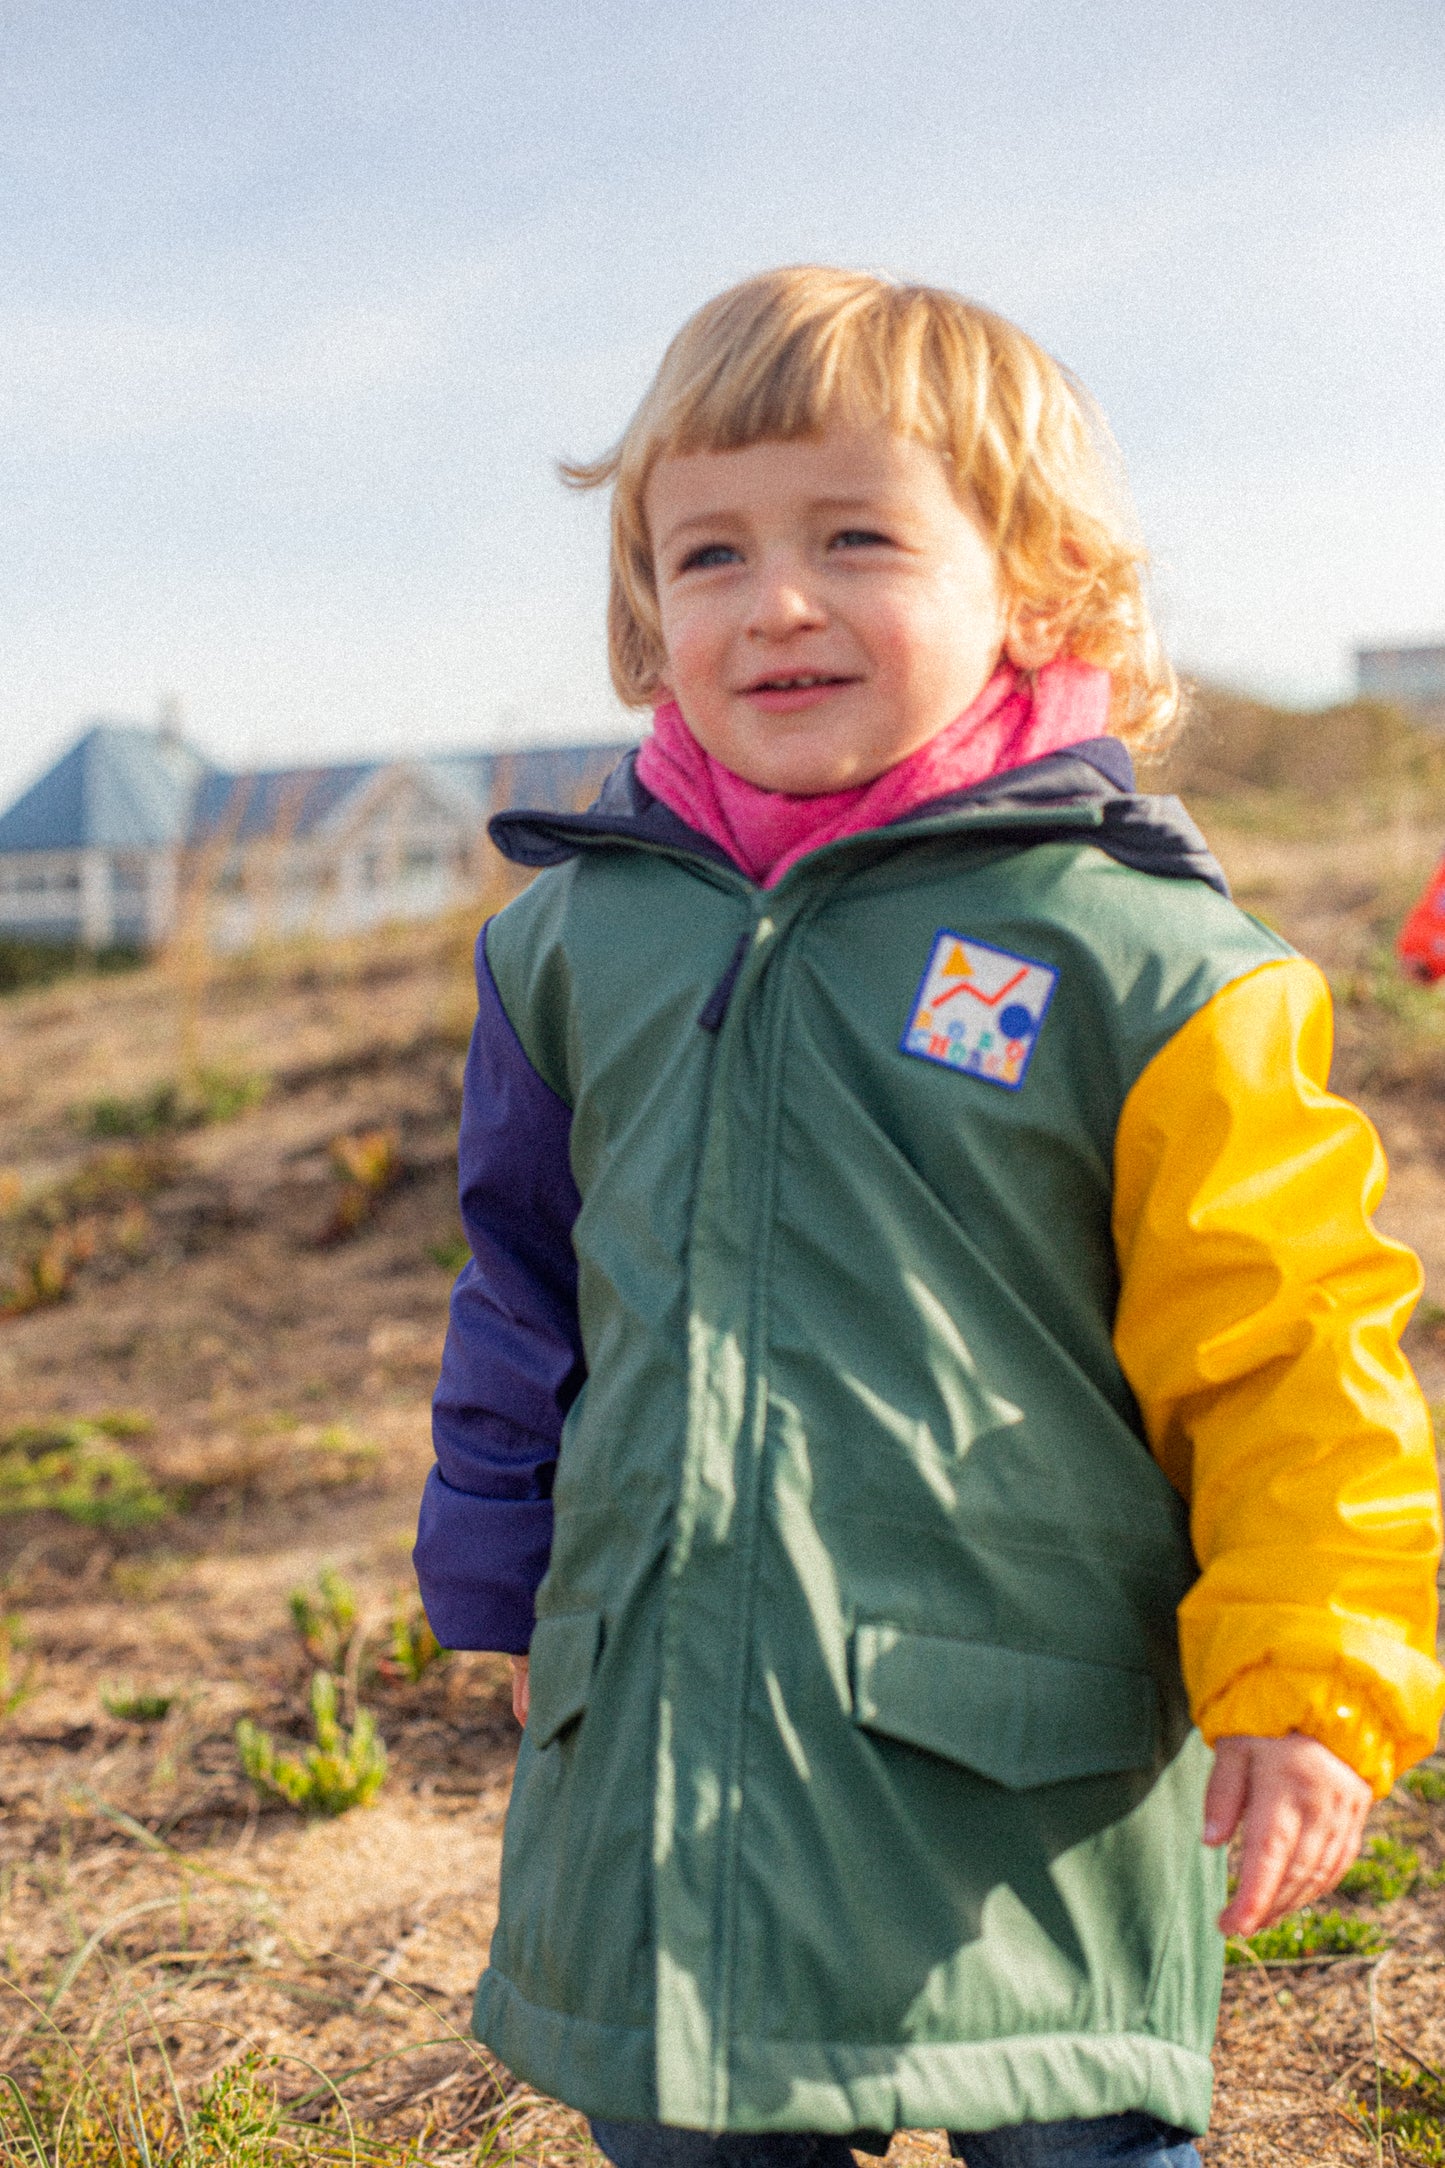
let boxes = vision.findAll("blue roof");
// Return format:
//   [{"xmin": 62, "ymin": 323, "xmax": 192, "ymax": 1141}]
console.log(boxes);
[
  {"xmin": 0, "ymin": 725, "xmax": 207, "ymax": 852},
  {"xmin": 427, "ymin": 743, "xmax": 632, "ymax": 814},
  {"xmin": 0, "ymin": 723, "xmax": 633, "ymax": 855},
  {"xmin": 189, "ymin": 763, "xmax": 379, "ymax": 842}
]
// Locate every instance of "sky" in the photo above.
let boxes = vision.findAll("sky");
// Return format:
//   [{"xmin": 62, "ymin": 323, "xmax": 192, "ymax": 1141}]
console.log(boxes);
[{"xmin": 2, "ymin": 0, "xmax": 1442, "ymax": 804}]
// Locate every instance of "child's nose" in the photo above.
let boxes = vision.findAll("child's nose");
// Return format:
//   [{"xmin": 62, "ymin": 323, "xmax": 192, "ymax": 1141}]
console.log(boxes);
[{"xmin": 748, "ymin": 555, "xmax": 826, "ymax": 638}]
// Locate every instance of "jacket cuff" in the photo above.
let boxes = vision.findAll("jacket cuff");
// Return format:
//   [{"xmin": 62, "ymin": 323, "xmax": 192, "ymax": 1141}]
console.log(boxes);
[
  {"xmin": 412, "ymin": 1470, "xmax": 554, "ymax": 1654},
  {"xmin": 1194, "ymin": 1659, "xmax": 1438, "ymax": 1798}
]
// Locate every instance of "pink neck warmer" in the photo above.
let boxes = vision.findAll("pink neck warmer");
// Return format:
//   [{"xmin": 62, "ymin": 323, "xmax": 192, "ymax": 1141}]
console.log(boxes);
[{"xmin": 635, "ymin": 657, "xmax": 1112, "ymax": 887}]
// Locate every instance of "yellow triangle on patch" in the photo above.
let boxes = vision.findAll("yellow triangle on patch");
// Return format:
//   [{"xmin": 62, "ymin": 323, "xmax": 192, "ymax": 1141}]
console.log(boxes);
[{"xmin": 941, "ymin": 942, "xmax": 972, "ymax": 978}]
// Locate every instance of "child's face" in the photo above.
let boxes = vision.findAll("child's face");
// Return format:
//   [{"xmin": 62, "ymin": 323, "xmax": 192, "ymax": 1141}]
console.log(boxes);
[{"xmin": 646, "ymin": 425, "xmax": 1043, "ymax": 795}]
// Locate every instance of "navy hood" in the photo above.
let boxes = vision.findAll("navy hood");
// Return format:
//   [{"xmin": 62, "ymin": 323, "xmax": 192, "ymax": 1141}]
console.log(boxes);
[{"xmin": 489, "ymin": 739, "xmax": 1228, "ymax": 899}]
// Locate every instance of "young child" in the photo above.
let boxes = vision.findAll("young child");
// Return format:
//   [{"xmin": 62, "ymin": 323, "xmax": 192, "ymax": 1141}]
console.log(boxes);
[{"xmin": 416, "ymin": 268, "xmax": 1445, "ymax": 2168}]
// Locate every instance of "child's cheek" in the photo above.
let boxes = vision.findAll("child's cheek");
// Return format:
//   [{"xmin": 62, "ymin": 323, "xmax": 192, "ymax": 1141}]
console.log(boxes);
[
  {"xmin": 858, "ymin": 599, "xmax": 929, "ymax": 711},
  {"xmin": 659, "ymin": 604, "xmax": 728, "ymax": 713}
]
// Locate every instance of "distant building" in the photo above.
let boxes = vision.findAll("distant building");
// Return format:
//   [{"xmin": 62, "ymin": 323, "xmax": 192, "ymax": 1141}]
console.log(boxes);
[
  {"xmin": 0, "ymin": 717, "xmax": 633, "ymax": 952},
  {"xmin": 1355, "ymin": 643, "xmax": 1445, "ymax": 724}
]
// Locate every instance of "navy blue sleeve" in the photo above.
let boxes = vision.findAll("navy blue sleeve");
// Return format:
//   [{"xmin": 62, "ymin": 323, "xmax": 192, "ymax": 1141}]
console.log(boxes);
[{"xmin": 414, "ymin": 933, "xmax": 584, "ymax": 1653}]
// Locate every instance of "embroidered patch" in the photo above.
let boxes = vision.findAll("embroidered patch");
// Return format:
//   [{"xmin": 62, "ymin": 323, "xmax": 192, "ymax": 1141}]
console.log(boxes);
[{"xmin": 901, "ymin": 930, "xmax": 1059, "ymax": 1091}]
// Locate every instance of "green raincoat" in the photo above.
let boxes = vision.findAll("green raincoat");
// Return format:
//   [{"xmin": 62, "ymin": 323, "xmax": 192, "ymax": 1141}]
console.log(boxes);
[{"xmin": 425, "ymin": 750, "xmax": 1298, "ymax": 2138}]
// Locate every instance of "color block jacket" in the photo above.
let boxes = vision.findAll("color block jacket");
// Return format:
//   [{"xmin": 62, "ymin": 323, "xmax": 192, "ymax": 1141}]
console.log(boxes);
[{"xmin": 415, "ymin": 740, "xmax": 1443, "ymax": 2141}]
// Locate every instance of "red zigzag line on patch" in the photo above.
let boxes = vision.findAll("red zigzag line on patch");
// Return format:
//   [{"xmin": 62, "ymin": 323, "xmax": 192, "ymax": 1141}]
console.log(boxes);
[{"xmin": 931, "ymin": 965, "xmax": 1028, "ymax": 1012}]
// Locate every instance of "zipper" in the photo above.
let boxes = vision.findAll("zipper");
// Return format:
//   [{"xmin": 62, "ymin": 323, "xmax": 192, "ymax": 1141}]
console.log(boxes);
[
  {"xmin": 701, "ymin": 888, "xmax": 835, "ymax": 2122},
  {"xmin": 698, "ymin": 930, "xmax": 752, "ymax": 1032}
]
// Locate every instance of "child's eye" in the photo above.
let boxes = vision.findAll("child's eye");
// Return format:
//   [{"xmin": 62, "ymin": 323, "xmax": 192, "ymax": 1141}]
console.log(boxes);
[
  {"xmin": 830, "ymin": 528, "xmax": 892, "ymax": 550},
  {"xmin": 677, "ymin": 542, "xmax": 741, "ymax": 573}
]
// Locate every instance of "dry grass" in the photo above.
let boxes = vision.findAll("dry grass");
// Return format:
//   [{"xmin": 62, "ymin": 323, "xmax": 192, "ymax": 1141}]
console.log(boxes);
[
  {"xmin": 3, "ymin": 703, "xmax": 1445, "ymax": 2163},
  {"xmin": 1204, "ymin": 1781, "xmax": 1445, "ymax": 2165},
  {"xmin": 0, "ymin": 911, "xmax": 581, "ymax": 2163}
]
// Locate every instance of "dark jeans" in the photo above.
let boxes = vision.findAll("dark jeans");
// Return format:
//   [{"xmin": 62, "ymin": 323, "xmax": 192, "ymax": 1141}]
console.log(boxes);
[{"xmin": 590, "ymin": 2113, "xmax": 1200, "ymax": 2168}]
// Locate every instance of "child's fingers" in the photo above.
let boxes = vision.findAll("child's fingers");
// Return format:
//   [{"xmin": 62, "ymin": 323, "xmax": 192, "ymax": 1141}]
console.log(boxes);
[
  {"xmin": 1255, "ymin": 1835, "xmax": 1352, "ymax": 1925},
  {"xmin": 1202, "ymin": 1736, "xmax": 1251, "ymax": 1846},
  {"xmin": 1225, "ymin": 1799, "xmax": 1348, "ymax": 1934},
  {"xmin": 511, "ymin": 1654, "xmax": 530, "ymax": 1727},
  {"xmin": 1258, "ymin": 1817, "xmax": 1343, "ymax": 1924},
  {"xmin": 1262, "ymin": 1770, "xmax": 1372, "ymax": 1922},
  {"xmin": 1213, "ymin": 1732, "xmax": 1375, "ymax": 1935},
  {"xmin": 1217, "ymin": 1791, "xmax": 1302, "ymax": 1935},
  {"xmin": 1315, "ymin": 1787, "xmax": 1375, "ymax": 1897}
]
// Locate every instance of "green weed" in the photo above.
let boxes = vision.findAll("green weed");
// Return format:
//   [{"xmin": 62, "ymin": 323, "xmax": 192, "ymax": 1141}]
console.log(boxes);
[
  {"xmin": 90, "ymin": 1408, "xmax": 152, "ymax": 1438},
  {"xmin": 1380, "ymin": 2112, "xmax": 1445, "ymax": 2164},
  {"xmin": 384, "ymin": 1601, "xmax": 449, "ymax": 1683},
  {"xmin": 60, "ymin": 1146, "xmax": 174, "ymax": 1208},
  {"xmin": 1227, "ymin": 1907, "xmax": 1389, "ymax": 1963},
  {"xmin": 331, "ymin": 1128, "xmax": 400, "ymax": 1193},
  {"xmin": 0, "ymin": 1865, "xmax": 524, "ymax": 2165},
  {"xmin": 0, "ymin": 1222, "xmax": 96, "ymax": 1314},
  {"xmin": 1, "ymin": 1610, "xmax": 38, "ymax": 1723},
  {"xmin": 289, "ymin": 1567, "xmax": 359, "ymax": 1668},
  {"xmin": 187, "ymin": 2052, "xmax": 287, "ymax": 2161},
  {"xmin": 189, "ymin": 1066, "xmax": 269, "ymax": 1123},
  {"xmin": 319, "ymin": 1127, "xmax": 401, "ymax": 1243},
  {"xmin": 1, "ymin": 2046, "xmax": 430, "ymax": 2165},
  {"xmin": 1, "ymin": 1150, "xmax": 179, "ymax": 1311},
  {"xmin": 427, "ymin": 1233, "xmax": 470, "ymax": 1273},
  {"xmin": 236, "ymin": 1670, "xmax": 387, "ymax": 1815},
  {"xmin": 307, "ymin": 1424, "xmax": 381, "ymax": 1483},
  {"xmin": 1339, "ymin": 1834, "xmax": 1421, "ymax": 1903},
  {"xmin": 1, "ymin": 2041, "xmax": 508, "ymax": 2164},
  {"xmin": 109, "ymin": 1550, "xmax": 187, "ymax": 1601},
  {"xmin": 84, "ymin": 1082, "xmax": 186, "ymax": 1139},
  {"xmin": 1358, "ymin": 2063, "xmax": 1445, "ymax": 2164},
  {"xmin": 81, "ymin": 1066, "xmax": 268, "ymax": 1139},
  {"xmin": 0, "ymin": 1419, "xmax": 167, "ymax": 1529},
  {"xmin": 100, "ymin": 1683, "xmax": 175, "ymax": 1723},
  {"xmin": 1404, "ymin": 1764, "xmax": 1445, "ymax": 1804}
]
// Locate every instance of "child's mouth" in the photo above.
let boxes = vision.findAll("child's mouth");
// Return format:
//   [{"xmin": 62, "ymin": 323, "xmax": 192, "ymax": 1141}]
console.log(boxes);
[{"xmin": 741, "ymin": 673, "xmax": 858, "ymax": 711}]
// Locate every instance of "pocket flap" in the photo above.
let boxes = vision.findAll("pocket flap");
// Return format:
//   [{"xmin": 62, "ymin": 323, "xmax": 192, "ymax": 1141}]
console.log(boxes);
[
  {"xmin": 526, "ymin": 1610, "xmax": 603, "ymax": 1748},
  {"xmin": 852, "ymin": 1623, "xmax": 1158, "ymax": 1790}
]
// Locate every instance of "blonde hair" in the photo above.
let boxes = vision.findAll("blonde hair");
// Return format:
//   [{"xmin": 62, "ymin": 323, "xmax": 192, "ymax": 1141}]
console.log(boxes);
[{"xmin": 562, "ymin": 266, "xmax": 1178, "ymax": 752}]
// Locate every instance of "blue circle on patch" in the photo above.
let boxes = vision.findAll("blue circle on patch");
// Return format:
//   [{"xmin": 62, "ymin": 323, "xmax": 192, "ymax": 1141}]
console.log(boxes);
[{"xmin": 998, "ymin": 1003, "xmax": 1036, "ymax": 1040}]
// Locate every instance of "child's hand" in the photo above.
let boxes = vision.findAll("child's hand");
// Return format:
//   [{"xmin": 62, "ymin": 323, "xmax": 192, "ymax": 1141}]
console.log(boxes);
[
  {"xmin": 1204, "ymin": 1731, "xmax": 1373, "ymax": 1936},
  {"xmin": 511, "ymin": 1655, "xmax": 529, "ymax": 1727}
]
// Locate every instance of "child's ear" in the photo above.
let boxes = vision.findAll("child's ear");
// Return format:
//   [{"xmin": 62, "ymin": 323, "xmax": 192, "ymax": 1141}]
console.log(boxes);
[{"xmin": 1003, "ymin": 598, "xmax": 1067, "ymax": 672}]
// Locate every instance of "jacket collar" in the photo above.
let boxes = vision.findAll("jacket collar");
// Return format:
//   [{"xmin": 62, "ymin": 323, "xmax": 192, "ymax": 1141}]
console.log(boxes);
[{"xmin": 488, "ymin": 740, "xmax": 1228, "ymax": 898}]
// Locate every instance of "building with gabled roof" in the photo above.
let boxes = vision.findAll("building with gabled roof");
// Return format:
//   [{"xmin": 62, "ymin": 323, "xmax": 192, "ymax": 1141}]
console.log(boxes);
[
  {"xmin": 1356, "ymin": 643, "xmax": 1445, "ymax": 726},
  {"xmin": 0, "ymin": 717, "xmax": 632, "ymax": 952}
]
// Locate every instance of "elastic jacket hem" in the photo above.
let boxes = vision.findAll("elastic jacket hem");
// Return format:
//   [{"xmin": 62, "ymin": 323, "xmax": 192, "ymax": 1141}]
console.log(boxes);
[{"xmin": 473, "ymin": 1969, "xmax": 1213, "ymax": 2138}]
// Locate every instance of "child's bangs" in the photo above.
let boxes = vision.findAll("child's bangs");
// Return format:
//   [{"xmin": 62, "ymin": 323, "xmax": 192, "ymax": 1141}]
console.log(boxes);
[
  {"xmin": 663, "ymin": 341, "xmax": 876, "ymax": 458},
  {"xmin": 658, "ymin": 294, "xmax": 948, "ymax": 463}
]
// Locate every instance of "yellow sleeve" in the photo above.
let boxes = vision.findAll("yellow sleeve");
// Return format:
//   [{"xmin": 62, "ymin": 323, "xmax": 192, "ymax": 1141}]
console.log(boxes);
[{"xmin": 1112, "ymin": 955, "xmax": 1445, "ymax": 1795}]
